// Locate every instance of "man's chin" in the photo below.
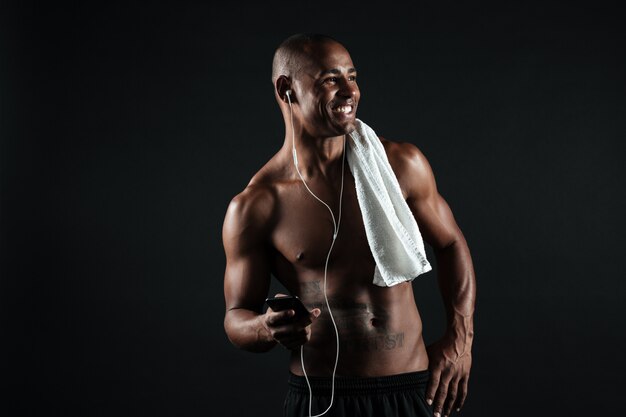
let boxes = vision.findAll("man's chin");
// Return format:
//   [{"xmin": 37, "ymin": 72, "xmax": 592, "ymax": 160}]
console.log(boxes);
[{"xmin": 333, "ymin": 118, "xmax": 357, "ymax": 136}]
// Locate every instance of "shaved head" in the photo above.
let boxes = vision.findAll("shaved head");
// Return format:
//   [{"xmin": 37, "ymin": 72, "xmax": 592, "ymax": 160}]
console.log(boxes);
[{"xmin": 271, "ymin": 33, "xmax": 343, "ymax": 84}]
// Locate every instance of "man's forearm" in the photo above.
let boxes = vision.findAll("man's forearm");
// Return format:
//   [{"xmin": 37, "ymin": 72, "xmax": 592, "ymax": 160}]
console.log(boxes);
[
  {"xmin": 224, "ymin": 308, "xmax": 277, "ymax": 352},
  {"xmin": 433, "ymin": 234, "xmax": 476, "ymax": 354}
]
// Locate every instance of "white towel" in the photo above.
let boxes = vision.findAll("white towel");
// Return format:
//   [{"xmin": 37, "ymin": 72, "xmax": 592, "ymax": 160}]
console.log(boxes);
[{"xmin": 346, "ymin": 119, "xmax": 432, "ymax": 287}]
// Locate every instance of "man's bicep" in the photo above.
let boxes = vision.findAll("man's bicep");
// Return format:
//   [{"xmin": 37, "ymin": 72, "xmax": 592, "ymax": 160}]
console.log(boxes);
[
  {"xmin": 403, "ymin": 148, "xmax": 462, "ymax": 250},
  {"xmin": 413, "ymin": 192, "xmax": 463, "ymax": 250},
  {"xmin": 223, "ymin": 250, "xmax": 272, "ymax": 313},
  {"xmin": 222, "ymin": 195, "xmax": 273, "ymax": 313}
]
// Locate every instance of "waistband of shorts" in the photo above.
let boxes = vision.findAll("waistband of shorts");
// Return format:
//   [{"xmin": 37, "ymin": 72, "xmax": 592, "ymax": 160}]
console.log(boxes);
[{"xmin": 287, "ymin": 370, "xmax": 429, "ymax": 396}]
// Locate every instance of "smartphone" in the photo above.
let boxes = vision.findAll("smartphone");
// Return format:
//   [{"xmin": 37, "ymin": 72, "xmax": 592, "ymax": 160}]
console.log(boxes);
[{"xmin": 265, "ymin": 295, "xmax": 310, "ymax": 318}]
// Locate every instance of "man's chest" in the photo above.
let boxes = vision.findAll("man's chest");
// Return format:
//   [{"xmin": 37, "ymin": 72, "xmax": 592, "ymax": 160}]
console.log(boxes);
[{"xmin": 270, "ymin": 178, "xmax": 374, "ymax": 272}]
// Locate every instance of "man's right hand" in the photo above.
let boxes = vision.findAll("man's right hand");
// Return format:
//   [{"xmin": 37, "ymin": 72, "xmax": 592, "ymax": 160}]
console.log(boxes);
[{"xmin": 261, "ymin": 294, "xmax": 321, "ymax": 350}]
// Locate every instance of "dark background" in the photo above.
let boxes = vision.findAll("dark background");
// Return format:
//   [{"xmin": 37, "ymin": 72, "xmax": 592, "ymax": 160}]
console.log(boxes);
[{"xmin": 2, "ymin": 1, "xmax": 625, "ymax": 416}]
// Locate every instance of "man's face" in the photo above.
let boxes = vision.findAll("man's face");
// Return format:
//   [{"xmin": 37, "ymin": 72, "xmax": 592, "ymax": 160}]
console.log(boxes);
[{"xmin": 294, "ymin": 41, "xmax": 360, "ymax": 138}]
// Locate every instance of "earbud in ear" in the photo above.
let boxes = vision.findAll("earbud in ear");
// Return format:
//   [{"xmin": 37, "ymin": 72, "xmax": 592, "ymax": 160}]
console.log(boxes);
[{"xmin": 286, "ymin": 90, "xmax": 292, "ymax": 96}]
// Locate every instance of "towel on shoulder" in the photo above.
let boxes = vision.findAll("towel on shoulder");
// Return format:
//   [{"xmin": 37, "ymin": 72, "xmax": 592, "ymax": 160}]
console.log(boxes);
[{"xmin": 346, "ymin": 119, "xmax": 432, "ymax": 287}]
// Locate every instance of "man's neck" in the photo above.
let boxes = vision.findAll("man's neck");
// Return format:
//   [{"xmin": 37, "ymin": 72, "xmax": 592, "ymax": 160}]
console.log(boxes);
[{"xmin": 283, "ymin": 131, "xmax": 346, "ymax": 180}]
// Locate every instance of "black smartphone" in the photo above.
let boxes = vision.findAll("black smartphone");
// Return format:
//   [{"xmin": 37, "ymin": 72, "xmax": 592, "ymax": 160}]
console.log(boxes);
[{"xmin": 265, "ymin": 295, "xmax": 310, "ymax": 318}]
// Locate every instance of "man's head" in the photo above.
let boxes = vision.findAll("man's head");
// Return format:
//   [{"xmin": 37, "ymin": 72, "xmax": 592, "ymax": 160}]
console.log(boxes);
[{"xmin": 272, "ymin": 33, "xmax": 360, "ymax": 138}]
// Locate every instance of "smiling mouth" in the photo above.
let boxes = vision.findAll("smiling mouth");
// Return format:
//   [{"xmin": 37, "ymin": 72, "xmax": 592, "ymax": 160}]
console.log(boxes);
[{"xmin": 332, "ymin": 105, "xmax": 354, "ymax": 114}]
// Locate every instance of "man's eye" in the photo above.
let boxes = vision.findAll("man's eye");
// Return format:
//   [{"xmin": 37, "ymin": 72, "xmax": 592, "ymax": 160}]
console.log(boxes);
[
  {"xmin": 325, "ymin": 77, "xmax": 338, "ymax": 84},
  {"xmin": 348, "ymin": 75, "xmax": 357, "ymax": 81}
]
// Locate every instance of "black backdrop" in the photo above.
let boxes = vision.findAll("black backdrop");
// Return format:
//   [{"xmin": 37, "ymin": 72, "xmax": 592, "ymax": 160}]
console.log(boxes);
[{"xmin": 2, "ymin": 2, "xmax": 625, "ymax": 416}]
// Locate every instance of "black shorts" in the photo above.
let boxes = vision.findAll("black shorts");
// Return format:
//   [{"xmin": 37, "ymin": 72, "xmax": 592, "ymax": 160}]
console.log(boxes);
[{"xmin": 284, "ymin": 370, "xmax": 434, "ymax": 417}]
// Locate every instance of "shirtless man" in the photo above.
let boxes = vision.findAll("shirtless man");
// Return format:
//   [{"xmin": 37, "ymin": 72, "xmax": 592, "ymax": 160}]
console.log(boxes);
[{"xmin": 222, "ymin": 34, "xmax": 476, "ymax": 417}]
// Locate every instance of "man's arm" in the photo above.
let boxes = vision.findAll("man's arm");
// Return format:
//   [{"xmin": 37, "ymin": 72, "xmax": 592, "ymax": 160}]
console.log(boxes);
[
  {"xmin": 390, "ymin": 141, "xmax": 476, "ymax": 417},
  {"xmin": 222, "ymin": 186, "xmax": 320, "ymax": 352},
  {"xmin": 222, "ymin": 187, "xmax": 277, "ymax": 352}
]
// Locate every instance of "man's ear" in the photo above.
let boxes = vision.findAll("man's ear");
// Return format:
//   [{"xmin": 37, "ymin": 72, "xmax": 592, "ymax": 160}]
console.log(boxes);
[{"xmin": 276, "ymin": 76, "xmax": 294, "ymax": 103}]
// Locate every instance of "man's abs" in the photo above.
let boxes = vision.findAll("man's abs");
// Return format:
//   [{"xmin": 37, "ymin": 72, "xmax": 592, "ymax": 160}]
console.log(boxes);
[{"xmin": 288, "ymin": 281, "xmax": 429, "ymax": 377}]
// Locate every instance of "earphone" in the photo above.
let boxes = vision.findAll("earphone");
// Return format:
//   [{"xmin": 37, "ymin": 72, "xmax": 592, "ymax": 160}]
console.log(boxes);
[{"xmin": 286, "ymin": 88, "xmax": 343, "ymax": 417}]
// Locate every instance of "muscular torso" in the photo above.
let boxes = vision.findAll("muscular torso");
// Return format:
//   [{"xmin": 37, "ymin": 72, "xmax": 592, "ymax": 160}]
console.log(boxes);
[{"xmin": 254, "ymin": 142, "xmax": 429, "ymax": 377}]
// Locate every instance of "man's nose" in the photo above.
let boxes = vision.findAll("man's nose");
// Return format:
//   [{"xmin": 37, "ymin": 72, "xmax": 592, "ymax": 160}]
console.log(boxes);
[{"xmin": 337, "ymin": 78, "xmax": 358, "ymax": 99}]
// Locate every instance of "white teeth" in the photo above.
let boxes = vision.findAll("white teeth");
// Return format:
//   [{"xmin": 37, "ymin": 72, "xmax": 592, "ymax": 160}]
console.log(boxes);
[{"xmin": 334, "ymin": 106, "xmax": 352, "ymax": 113}]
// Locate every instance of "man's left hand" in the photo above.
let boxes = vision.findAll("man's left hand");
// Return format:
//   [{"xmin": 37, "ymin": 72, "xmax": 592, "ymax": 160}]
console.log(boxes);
[{"xmin": 425, "ymin": 334, "xmax": 472, "ymax": 416}]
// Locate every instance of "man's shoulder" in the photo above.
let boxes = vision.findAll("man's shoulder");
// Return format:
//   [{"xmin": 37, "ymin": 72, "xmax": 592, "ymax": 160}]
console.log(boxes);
[
  {"xmin": 225, "ymin": 182, "xmax": 277, "ymax": 230},
  {"xmin": 378, "ymin": 136, "xmax": 432, "ymax": 182},
  {"xmin": 225, "ymin": 146, "xmax": 282, "ymax": 222},
  {"xmin": 225, "ymin": 152, "xmax": 285, "ymax": 225}
]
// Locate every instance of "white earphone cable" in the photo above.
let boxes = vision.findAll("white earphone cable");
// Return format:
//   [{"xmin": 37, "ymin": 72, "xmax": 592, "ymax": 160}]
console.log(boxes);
[{"xmin": 287, "ymin": 91, "xmax": 343, "ymax": 417}]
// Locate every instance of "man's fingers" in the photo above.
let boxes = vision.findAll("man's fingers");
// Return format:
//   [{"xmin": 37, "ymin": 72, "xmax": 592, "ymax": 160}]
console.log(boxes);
[
  {"xmin": 442, "ymin": 378, "xmax": 459, "ymax": 417},
  {"xmin": 266, "ymin": 309, "xmax": 296, "ymax": 325},
  {"xmin": 266, "ymin": 303, "xmax": 319, "ymax": 348},
  {"xmin": 276, "ymin": 326, "xmax": 311, "ymax": 349},
  {"xmin": 454, "ymin": 377, "xmax": 469, "ymax": 412},
  {"xmin": 310, "ymin": 308, "xmax": 321, "ymax": 320},
  {"xmin": 432, "ymin": 385, "xmax": 447, "ymax": 417},
  {"xmin": 431, "ymin": 373, "xmax": 452, "ymax": 417},
  {"xmin": 425, "ymin": 369, "xmax": 440, "ymax": 406}
]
